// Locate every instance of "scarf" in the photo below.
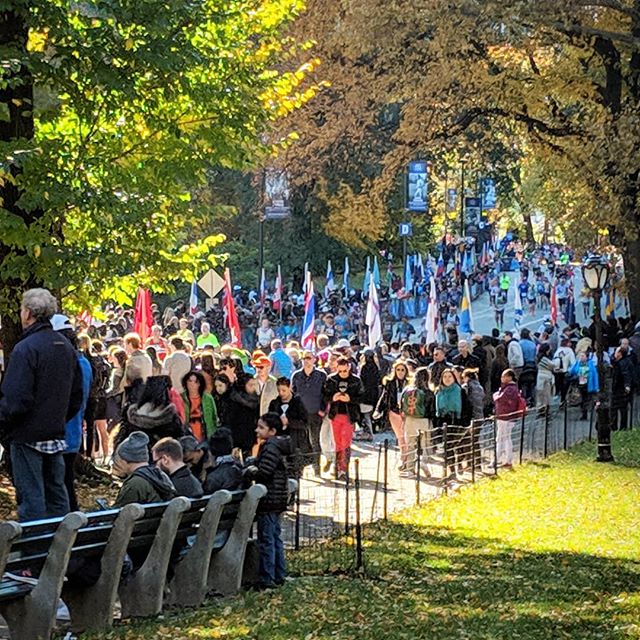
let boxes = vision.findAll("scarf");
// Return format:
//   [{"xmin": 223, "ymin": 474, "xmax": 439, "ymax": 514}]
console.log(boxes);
[{"xmin": 435, "ymin": 383, "xmax": 462, "ymax": 418}]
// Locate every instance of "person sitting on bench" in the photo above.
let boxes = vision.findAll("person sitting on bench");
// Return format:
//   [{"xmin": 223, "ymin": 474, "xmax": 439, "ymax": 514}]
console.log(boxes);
[
  {"xmin": 152, "ymin": 437, "xmax": 203, "ymax": 498},
  {"xmin": 112, "ymin": 431, "xmax": 176, "ymax": 507}
]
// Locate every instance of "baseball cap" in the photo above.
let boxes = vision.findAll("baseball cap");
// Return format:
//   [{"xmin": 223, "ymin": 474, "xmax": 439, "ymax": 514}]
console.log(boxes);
[{"xmin": 51, "ymin": 314, "xmax": 73, "ymax": 332}]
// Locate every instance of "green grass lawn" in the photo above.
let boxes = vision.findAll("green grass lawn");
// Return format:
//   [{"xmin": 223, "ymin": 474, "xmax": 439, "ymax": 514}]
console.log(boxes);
[{"xmin": 92, "ymin": 431, "xmax": 640, "ymax": 640}]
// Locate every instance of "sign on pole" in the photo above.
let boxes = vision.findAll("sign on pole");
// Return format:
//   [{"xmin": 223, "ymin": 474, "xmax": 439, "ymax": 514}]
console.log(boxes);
[
  {"xmin": 264, "ymin": 168, "xmax": 291, "ymax": 219},
  {"xmin": 399, "ymin": 222, "xmax": 413, "ymax": 237},
  {"xmin": 406, "ymin": 161, "xmax": 428, "ymax": 212},
  {"xmin": 198, "ymin": 269, "xmax": 225, "ymax": 298}
]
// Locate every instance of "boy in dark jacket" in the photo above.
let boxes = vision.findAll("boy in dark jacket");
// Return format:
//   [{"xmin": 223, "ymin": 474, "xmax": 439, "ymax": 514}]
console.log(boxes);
[
  {"xmin": 203, "ymin": 428, "xmax": 244, "ymax": 493},
  {"xmin": 245, "ymin": 412, "xmax": 291, "ymax": 589},
  {"xmin": 112, "ymin": 431, "xmax": 176, "ymax": 507}
]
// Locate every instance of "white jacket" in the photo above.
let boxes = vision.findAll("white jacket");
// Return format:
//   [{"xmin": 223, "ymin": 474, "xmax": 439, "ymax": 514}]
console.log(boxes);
[{"xmin": 507, "ymin": 340, "xmax": 524, "ymax": 369}]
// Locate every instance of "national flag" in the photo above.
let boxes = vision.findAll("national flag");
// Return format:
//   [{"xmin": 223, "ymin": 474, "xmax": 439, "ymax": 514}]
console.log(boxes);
[
  {"xmin": 514, "ymin": 280, "xmax": 523, "ymax": 329},
  {"xmin": 423, "ymin": 276, "xmax": 439, "ymax": 345},
  {"xmin": 550, "ymin": 283, "xmax": 558, "ymax": 326},
  {"xmin": 459, "ymin": 279, "xmax": 473, "ymax": 335},
  {"xmin": 343, "ymin": 256, "xmax": 350, "ymax": 294},
  {"xmin": 273, "ymin": 265, "xmax": 282, "ymax": 312},
  {"xmin": 373, "ymin": 255, "xmax": 381, "ymax": 288},
  {"xmin": 303, "ymin": 261, "xmax": 309, "ymax": 294},
  {"xmin": 415, "ymin": 253, "xmax": 424, "ymax": 282},
  {"xmin": 189, "ymin": 281, "xmax": 199, "ymax": 315},
  {"xmin": 301, "ymin": 272, "xmax": 315, "ymax": 350},
  {"xmin": 436, "ymin": 251, "xmax": 445, "ymax": 278},
  {"xmin": 565, "ymin": 293, "xmax": 576, "ymax": 326},
  {"xmin": 223, "ymin": 268, "xmax": 242, "ymax": 347},
  {"xmin": 365, "ymin": 273, "xmax": 382, "ymax": 348},
  {"xmin": 133, "ymin": 288, "xmax": 153, "ymax": 343},
  {"xmin": 362, "ymin": 256, "xmax": 371, "ymax": 297},
  {"xmin": 404, "ymin": 254, "xmax": 413, "ymax": 291},
  {"xmin": 605, "ymin": 288, "xmax": 616, "ymax": 318},
  {"xmin": 324, "ymin": 260, "xmax": 335, "ymax": 298},
  {"xmin": 78, "ymin": 310, "xmax": 93, "ymax": 327},
  {"xmin": 259, "ymin": 268, "xmax": 266, "ymax": 307}
]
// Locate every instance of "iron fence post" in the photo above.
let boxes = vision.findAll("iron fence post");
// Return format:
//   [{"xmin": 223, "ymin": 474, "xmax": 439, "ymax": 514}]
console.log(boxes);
[
  {"xmin": 493, "ymin": 416, "xmax": 499, "ymax": 475},
  {"xmin": 563, "ymin": 395, "xmax": 568, "ymax": 450},
  {"xmin": 470, "ymin": 420, "xmax": 476, "ymax": 483},
  {"xmin": 544, "ymin": 406, "xmax": 549, "ymax": 458},
  {"xmin": 443, "ymin": 423, "xmax": 449, "ymax": 496},
  {"xmin": 355, "ymin": 459, "xmax": 363, "ymax": 571},
  {"xmin": 519, "ymin": 411, "xmax": 526, "ymax": 465},
  {"xmin": 415, "ymin": 432, "xmax": 421, "ymax": 505},
  {"xmin": 383, "ymin": 439, "xmax": 389, "ymax": 520}
]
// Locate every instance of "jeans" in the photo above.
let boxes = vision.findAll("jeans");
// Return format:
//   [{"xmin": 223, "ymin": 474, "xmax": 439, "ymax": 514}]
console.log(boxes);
[
  {"xmin": 257, "ymin": 512, "xmax": 286, "ymax": 586},
  {"xmin": 496, "ymin": 419, "xmax": 514, "ymax": 466},
  {"xmin": 11, "ymin": 442, "xmax": 70, "ymax": 522}
]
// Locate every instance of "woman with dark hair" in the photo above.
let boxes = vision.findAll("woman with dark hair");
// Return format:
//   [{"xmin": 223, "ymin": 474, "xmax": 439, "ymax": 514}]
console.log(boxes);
[
  {"xmin": 106, "ymin": 347, "xmax": 127, "ymax": 428},
  {"xmin": 228, "ymin": 374, "xmax": 260, "ymax": 456},
  {"xmin": 124, "ymin": 375, "xmax": 184, "ymax": 449},
  {"xmin": 181, "ymin": 370, "xmax": 217, "ymax": 442},
  {"xmin": 200, "ymin": 352, "xmax": 217, "ymax": 394},
  {"xmin": 400, "ymin": 367, "xmax": 435, "ymax": 474},
  {"xmin": 213, "ymin": 373, "xmax": 234, "ymax": 427},
  {"xmin": 490, "ymin": 344, "xmax": 509, "ymax": 394},
  {"xmin": 359, "ymin": 350, "xmax": 381, "ymax": 439},
  {"xmin": 536, "ymin": 343, "xmax": 558, "ymax": 408}
]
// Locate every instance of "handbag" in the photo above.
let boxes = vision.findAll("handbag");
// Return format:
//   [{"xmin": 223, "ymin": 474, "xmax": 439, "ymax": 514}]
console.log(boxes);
[{"xmin": 319, "ymin": 415, "xmax": 335, "ymax": 456}]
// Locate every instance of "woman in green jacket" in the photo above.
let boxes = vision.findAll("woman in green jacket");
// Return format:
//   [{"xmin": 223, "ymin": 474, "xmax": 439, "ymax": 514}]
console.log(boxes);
[{"xmin": 181, "ymin": 370, "xmax": 217, "ymax": 442}]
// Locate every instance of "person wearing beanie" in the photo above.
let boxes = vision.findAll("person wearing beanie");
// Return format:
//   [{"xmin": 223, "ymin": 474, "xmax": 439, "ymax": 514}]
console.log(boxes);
[
  {"xmin": 203, "ymin": 427, "xmax": 244, "ymax": 494},
  {"xmin": 113, "ymin": 431, "xmax": 176, "ymax": 507},
  {"xmin": 152, "ymin": 437, "xmax": 203, "ymax": 498}
]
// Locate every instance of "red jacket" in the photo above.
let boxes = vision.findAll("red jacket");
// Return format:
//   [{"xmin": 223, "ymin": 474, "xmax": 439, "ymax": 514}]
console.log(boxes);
[{"xmin": 493, "ymin": 382, "xmax": 524, "ymax": 419}]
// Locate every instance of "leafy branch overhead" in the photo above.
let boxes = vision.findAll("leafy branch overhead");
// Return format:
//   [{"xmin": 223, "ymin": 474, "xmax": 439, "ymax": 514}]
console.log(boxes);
[{"xmin": 0, "ymin": 0, "xmax": 316, "ymax": 313}]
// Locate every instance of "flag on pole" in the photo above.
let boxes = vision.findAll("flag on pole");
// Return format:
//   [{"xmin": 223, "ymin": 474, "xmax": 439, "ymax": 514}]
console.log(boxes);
[
  {"xmin": 273, "ymin": 265, "xmax": 282, "ymax": 312},
  {"xmin": 223, "ymin": 268, "xmax": 242, "ymax": 347},
  {"xmin": 436, "ymin": 251, "xmax": 445, "ymax": 278},
  {"xmin": 605, "ymin": 288, "xmax": 616, "ymax": 318},
  {"xmin": 459, "ymin": 279, "xmax": 473, "ymax": 335},
  {"xmin": 362, "ymin": 256, "xmax": 371, "ymax": 297},
  {"xmin": 404, "ymin": 254, "xmax": 413, "ymax": 291},
  {"xmin": 415, "ymin": 253, "xmax": 424, "ymax": 282},
  {"xmin": 565, "ymin": 292, "xmax": 576, "ymax": 326},
  {"xmin": 301, "ymin": 271, "xmax": 315, "ymax": 350},
  {"xmin": 189, "ymin": 281, "xmax": 199, "ymax": 315},
  {"xmin": 365, "ymin": 273, "xmax": 382, "ymax": 348},
  {"xmin": 133, "ymin": 288, "xmax": 153, "ymax": 343},
  {"xmin": 303, "ymin": 261, "xmax": 309, "ymax": 294},
  {"xmin": 424, "ymin": 276, "xmax": 439, "ymax": 345},
  {"xmin": 343, "ymin": 256, "xmax": 350, "ymax": 294},
  {"xmin": 324, "ymin": 260, "xmax": 335, "ymax": 298},
  {"xmin": 550, "ymin": 283, "xmax": 558, "ymax": 326},
  {"xmin": 372, "ymin": 255, "xmax": 381, "ymax": 288},
  {"xmin": 259, "ymin": 268, "xmax": 266, "ymax": 307},
  {"xmin": 514, "ymin": 280, "xmax": 523, "ymax": 329}
]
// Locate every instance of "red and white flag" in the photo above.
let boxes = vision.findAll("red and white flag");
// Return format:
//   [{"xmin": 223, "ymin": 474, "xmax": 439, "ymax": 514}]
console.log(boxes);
[
  {"xmin": 273, "ymin": 265, "xmax": 282, "ymax": 312},
  {"xmin": 550, "ymin": 283, "xmax": 558, "ymax": 326},
  {"xmin": 223, "ymin": 268, "xmax": 242, "ymax": 347}
]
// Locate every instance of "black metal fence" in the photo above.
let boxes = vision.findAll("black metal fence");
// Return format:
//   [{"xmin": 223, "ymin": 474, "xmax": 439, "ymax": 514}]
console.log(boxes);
[{"xmin": 282, "ymin": 389, "xmax": 640, "ymax": 576}]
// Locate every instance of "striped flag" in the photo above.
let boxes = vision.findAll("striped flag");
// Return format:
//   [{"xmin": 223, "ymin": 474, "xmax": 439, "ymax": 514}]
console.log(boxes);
[
  {"xmin": 459, "ymin": 279, "xmax": 474, "ymax": 336},
  {"xmin": 550, "ymin": 283, "xmax": 558, "ymax": 326},
  {"xmin": 436, "ymin": 251, "xmax": 445, "ymax": 278},
  {"xmin": 301, "ymin": 271, "xmax": 315, "ymax": 350},
  {"xmin": 372, "ymin": 255, "xmax": 380, "ymax": 288},
  {"xmin": 259, "ymin": 268, "xmax": 266, "ymax": 307},
  {"xmin": 343, "ymin": 256, "xmax": 350, "ymax": 294},
  {"xmin": 514, "ymin": 280, "xmax": 523, "ymax": 329}
]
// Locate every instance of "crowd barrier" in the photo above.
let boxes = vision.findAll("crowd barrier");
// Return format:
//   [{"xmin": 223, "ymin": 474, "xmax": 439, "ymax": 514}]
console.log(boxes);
[{"xmin": 283, "ymin": 387, "xmax": 640, "ymax": 575}]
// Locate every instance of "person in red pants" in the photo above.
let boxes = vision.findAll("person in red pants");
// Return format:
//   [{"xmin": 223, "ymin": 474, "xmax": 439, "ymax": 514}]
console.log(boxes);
[{"xmin": 322, "ymin": 357, "xmax": 364, "ymax": 480}]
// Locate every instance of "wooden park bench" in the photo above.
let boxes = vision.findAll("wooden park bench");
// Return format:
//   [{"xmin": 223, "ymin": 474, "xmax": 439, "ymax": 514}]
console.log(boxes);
[{"xmin": 0, "ymin": 482, "xmax": 277, "ymax": 639}]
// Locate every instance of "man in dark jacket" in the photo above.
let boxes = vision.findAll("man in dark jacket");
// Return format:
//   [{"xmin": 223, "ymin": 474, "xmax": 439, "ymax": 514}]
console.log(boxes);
[
  {"xmin": 245, "ymin": 412, "xmax": 291, "ymax": 589},
  {"xmin": 610, "ymin": 347, "xmax": 634, "ymax": 431},
  {"xmin": 113, "ymin": 431, "xmax": 176, "ymax": 507},
  {"xmin": 152, "ymin": 437, "xmax": 203, "ymax": 498},
  {"xmin": 203, "ymin": 428, "xmax": 243, "ymax": 493},
  {"xmin": 322, "ymin": 357, "xmax": 364, "ymax": 480},
  {"xmin": 291, "ymin": 351, "xmax": 327, "ymax": 474},
  {"xmin": 0, "ymin": 289, "xmax": 83, "ymax": 521}
]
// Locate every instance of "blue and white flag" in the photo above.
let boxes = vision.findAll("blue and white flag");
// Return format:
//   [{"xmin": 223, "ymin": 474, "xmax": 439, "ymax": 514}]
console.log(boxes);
[
  {"xmin": 189, "ymin": 281, "xmax": 199, "ymax": 315},
  {"xmin": 324, "ymin": 260, "xmax": 335, "ymax": 298},
  {"xmin": 404, "ymin": 255, "xmax": 413, "ymax": 291},
  {"xmin": 343, "ymin": 256, "xmax": 350, "ymax": 294},
  {"xmin": 372, "ymin": 256, "xmax": 381, "ymax": 289},
  {"xmin": 363, "ymin": 256, "xmax": 371, "ymax": 297}
]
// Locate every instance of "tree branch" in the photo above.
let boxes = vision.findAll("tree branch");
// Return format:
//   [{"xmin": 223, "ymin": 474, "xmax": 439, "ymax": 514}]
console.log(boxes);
[{"xmin": 552, "ymin": 21, "xmax": 640, "ymax": 47}]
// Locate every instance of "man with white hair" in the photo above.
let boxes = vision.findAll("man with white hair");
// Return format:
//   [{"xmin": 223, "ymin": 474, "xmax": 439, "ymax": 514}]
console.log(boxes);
[
  {"xmin": 196, "ymin": 321, "xmax": 220, "ymax": 349},
  {"xmin": 0, "ymin": 289, "xmax": 83, "ymax": 521}
]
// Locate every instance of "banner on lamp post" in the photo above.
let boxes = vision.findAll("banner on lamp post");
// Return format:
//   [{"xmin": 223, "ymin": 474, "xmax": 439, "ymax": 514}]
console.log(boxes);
[{"xmin": 406, "ymin": 160, "xmax": 429, "ymax": 212}]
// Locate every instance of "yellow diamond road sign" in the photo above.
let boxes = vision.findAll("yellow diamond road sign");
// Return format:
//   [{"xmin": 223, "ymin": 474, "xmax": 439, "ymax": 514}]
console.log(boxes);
[{"xmin": 198, "ymin": 269, "xmax": 225, "ymax": 298}]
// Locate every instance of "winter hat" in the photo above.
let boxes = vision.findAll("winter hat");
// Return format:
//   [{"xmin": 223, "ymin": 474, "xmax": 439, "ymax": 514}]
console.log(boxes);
[
  {"xmin": 209, "ymin": 427, "xmax": 233, "ymax": 458},
  {"xmin": 116, "ymin": 431, "xmax": 150, "ymax": 463},
  {"xmin": 179, "ymin": 435, "xmax": 200, "ymax": 454}
]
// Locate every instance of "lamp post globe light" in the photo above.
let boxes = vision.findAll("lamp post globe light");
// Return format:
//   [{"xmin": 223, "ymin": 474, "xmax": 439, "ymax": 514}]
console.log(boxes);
[{"xmin": 581, "ymin": 254, "xmax": 614, "ymax": 462}]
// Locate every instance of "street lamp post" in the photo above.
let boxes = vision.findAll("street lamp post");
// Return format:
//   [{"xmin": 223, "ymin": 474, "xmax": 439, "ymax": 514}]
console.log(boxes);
[
  {"xmin": 582, "ymin": 255, "xmax": 614, "ymax": 462},
  {"xmin": 459, "ymin": 158, "xmax": 466, "ymax": 238}
]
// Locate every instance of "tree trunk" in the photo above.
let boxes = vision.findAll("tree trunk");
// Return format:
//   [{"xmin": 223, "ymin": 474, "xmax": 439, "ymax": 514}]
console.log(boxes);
[
  {"xmin": 0, "ymin": 8, "xmax": 38, "ymax": 360},
  {"xmin": 522, "ymin": 210, "xmax": 535, "ymax": 246},
  {"xmin": 623, "ymin": 236, "xmax": 640, "ymax": 320}
]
